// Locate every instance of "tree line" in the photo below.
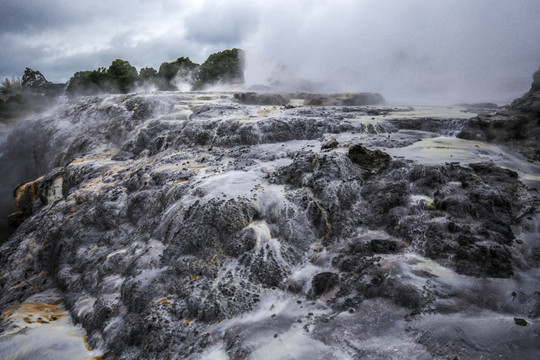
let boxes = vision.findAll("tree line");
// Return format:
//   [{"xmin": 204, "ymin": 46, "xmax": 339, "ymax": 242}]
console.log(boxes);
[
  {"xmin": 66, "ymin": 48, "xmax": 244, "ymax": 96},
  {"xmin": 1, "ymin": 48, "xmax": 244, "ymax": 123}
]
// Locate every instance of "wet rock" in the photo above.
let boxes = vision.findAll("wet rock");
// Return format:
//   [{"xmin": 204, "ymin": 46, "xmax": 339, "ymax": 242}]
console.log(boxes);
[
  {"xmin": 455, "ymin": 245, "xmax": 513, "ymax": 278},
  {"xmin": 387, "ymin": 118, "xmax": 467, "ymax": 136},
  {"xmin": 309, "ymin": 272, "xmax": 339, "ymax": 298},
  {"xmin": 347, "ymin": 239, "xmax": 401, "ymax": 256},
  {"xmin": 321, "ymin": 138, "xmax": 339, "ymax": 151},
  {"xmin": 348, "ymin": 144, "xmax": 391, "ymax": 173},
  {"xmin": 124, "ymin": 96, "xmax": 160, "ymax": 120},
  {"xmin": 369, "ymin": 239, "xmax": 400, "ymax": 254},
  {"xmin": 233, "ymin": 92, "xmax": 289, "ymax": 106},
  {"xmin": 0, "ymin": 90, "xmax": 538, "ymax": 359},
  {"xmin": 458, "ymin": 66, "xmax": 540, "ymax": 160},
  {"xmin": 459, "ymin": 102, "xmax": 499, "ymax": 110},
  {"xmin": 7, "ymin": 176, "xmax": 44, "ymax": 227},
  {"xmin": 511, "ymin": 65, "xmax": 540, "ymax": 113}
]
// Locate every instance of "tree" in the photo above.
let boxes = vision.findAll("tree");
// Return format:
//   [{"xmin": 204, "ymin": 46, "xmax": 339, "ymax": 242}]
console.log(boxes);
[
  {"xmin": 66, "ymin": 68, "xmax": 110, "ymax": 97},
  {"xmin": 139, "ymin": 67, "xmax": 157, "ymax": 81},
  {"xmin": 108, "ymin": 59, "xmax": 138, "ymax": 93},
  {"xmin": 193, "ymin": 48, "xmax": 245, "ymax": 90},
  {"xmin": 158, "ymin": 57, "xmax": 199, "ymax": 90},
  {"xmin": 66, "ymin": 60, "xmax": 139, "ymax": 97},
  {"xmin": 0, "ymin": 77, "xmax": 22, "ymax": 98}
]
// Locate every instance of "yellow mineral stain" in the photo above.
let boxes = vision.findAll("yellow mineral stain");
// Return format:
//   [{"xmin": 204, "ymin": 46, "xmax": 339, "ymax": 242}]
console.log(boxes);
[
  {"xmin": 14, "ymin": 176, "xmax": 43, "ymax": 212},
  {"xmin": 157, "ymin": 298, "xmax": 171, "ymax": 306},
  {"xmin": 83, "ymin": 335, "xmax": 92, "ymax": 351},
  {"xmin": 187, "ymin": 164, "xmax": 207, "ymax": 170}
]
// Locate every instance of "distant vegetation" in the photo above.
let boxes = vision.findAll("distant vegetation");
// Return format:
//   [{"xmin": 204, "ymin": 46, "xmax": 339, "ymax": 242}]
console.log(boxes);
[
  {"xmin": 0, "ymin": 68, "xmax": 64, "ymax": 124},
  {"xmin": 193, "ymin": 48, "xmax": 245, "ymax": 90},
  {"xmin": 65, "ymin": 48, "xmax": 244, "ymax": 97},
  {"xmin": 1, "ymin": 48, "xmax": 245, "ymax": 124}
]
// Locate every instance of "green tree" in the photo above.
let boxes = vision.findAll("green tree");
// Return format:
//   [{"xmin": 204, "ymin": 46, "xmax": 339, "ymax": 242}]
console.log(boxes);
[
  {"xmin": 66, "ymin": 68, "xmax": 110, "ymax": 97},
  {"xmin": 193, "ymin": 48, "xmax": 245, "ymax": 90},
  {"xmin": 158, "ymin": 57, "xmax": 199, "ymax": 90},
  {"xmin": 139, "ymin": 67, "xmax": 157, "ymax": 80},
  {"xmin": 108, "ymin": 59, "xmax": 138, "ymax": 93},
  {"xmin": 0, "ymin": 77, "xmax": 22, "ymax": 98}
]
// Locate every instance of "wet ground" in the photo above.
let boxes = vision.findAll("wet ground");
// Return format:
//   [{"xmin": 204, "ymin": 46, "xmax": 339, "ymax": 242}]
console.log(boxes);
[{"xmin": 0, "ymin": 91, "xmax": 538, "ymax": 359}]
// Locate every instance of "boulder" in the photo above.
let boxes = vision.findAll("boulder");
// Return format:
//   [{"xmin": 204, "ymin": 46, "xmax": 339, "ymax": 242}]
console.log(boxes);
[
  {"xmin": 348, "ymin": 144, "xmax": 391, "ymax": 173},
  {"xmin": 310, "ymin": 272, "xmax": 339, "ymax": 298}
]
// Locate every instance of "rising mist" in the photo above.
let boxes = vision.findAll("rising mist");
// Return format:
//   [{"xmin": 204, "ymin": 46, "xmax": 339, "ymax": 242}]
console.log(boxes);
[{"xmin": 241, "ymin": 0, "xmax": 540, "ymax": 104}]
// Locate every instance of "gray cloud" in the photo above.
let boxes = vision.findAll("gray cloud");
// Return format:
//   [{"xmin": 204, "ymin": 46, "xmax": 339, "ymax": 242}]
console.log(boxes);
[
  {"xmin": 0, "ymin": 0, "xmax": 76, "ymax": 32},
  {"xmin": 0, "ymin": 0, "xmax": 539, "ymax": 104},
  {"xmin": 184, "ymin": 1, "xmax": 260, "ymax": 45}
]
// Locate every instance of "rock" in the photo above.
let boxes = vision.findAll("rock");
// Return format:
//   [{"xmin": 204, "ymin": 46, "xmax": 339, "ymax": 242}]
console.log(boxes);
[
  {"xmin": 455, "ymin": 245, "xmax": 513, "ymax": 278},
  {"xmin": 304, "ymin": 93, "xmax": 385, "ymax": 106},
  {"xmin": 369, "ymin": 239, "xmax": 400, "ymax": 254},
  {"xmin": 347, "ymin": 239, "xmax": 401, "ymax": 256},
  {"xmin": 514, "ymin": 318, "xmax": 528, "ymax": 326},
  {"xmin": 233, "ymin": 92, "xmax": 289, "ymax": 106},
  {"xmin": 458, "ymin": 65, "xmax": 540, "ymax": 160},
  {"xmin": 0, "ymin": 91, "xmax": 538, "ymax": 359},
  {"xmin": 310, "ymin": 272, "xmax": 339, "ymax": 298},
  {"xmin": 21, "ymin": 67, "xmax": 50, "ymax": 89},
  {"xmin": 7, "ymin": 176, "xmax": 44, "ymax": 227},
  {"xmin": 321, "ymin": 138, "xmax": 339, "ymax": 151},
  {"xmin": 348, "ymin": 144, "xmax": 391, "ymax": 173},
  {"xmin": 459, "ymin": 103, "xmax": 499, "ymax": 110}
]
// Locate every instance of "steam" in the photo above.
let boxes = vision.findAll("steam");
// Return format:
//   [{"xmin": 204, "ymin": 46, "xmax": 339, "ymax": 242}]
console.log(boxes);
[{"xmin": 240, "ymin": 0, "xmax": 540, "ymax": 104}]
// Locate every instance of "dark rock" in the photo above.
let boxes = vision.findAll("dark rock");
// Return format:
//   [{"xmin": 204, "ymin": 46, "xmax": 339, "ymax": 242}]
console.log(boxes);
[
  {"xmin": 348, "ymin": 144, "xmax": 391, "ymax": 173},
  {"xmin": 304, "ymin": 93, "xmax": 385, "ymax": 106},
  {"xmin": 370, "ymin": 239, "xmax": 399, "ymax": 254},
  {"xmin": 310, "ymin": 272, "xmax": 339, "ymax": 298},
  {"xmin": 321, "ymin": 138, "xmax": 339, "ymax": 151},
  {"xmin": 346, "ymin": 239, "xmax": 401, "ymax": 256},
  {"xmin": 22, "ymin": 67, "xmax": 51, "ymax": 90},
  {"xmin": 233, "ymin": 92, "xmax": 289, "ymax": 106},
  {"xmin": 455, "ymin": 245, "xmax": 513, "ymax": 278},
  {"xmin": 458, "ymin": 66, "xmax": 540, "ymax": 160},
  {"xmin": 514, "ymin": 318, "xmax": 528, "ymax": 326},
  {"xmin": 459, "ymin": 103, "xmax": 498, "ymax": 110}
]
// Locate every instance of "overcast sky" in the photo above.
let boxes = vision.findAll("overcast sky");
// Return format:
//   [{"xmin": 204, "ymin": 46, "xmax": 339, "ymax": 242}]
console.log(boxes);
[{"xmin": 1, "ymin": 0, "xmax": 539, "ymax": 103}]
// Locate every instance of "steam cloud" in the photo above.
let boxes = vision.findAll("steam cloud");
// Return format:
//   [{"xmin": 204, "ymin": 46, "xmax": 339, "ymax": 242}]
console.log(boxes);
[{"xmin": 241, "ymin": 0, "xmax": 540, "ymax": 104}]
